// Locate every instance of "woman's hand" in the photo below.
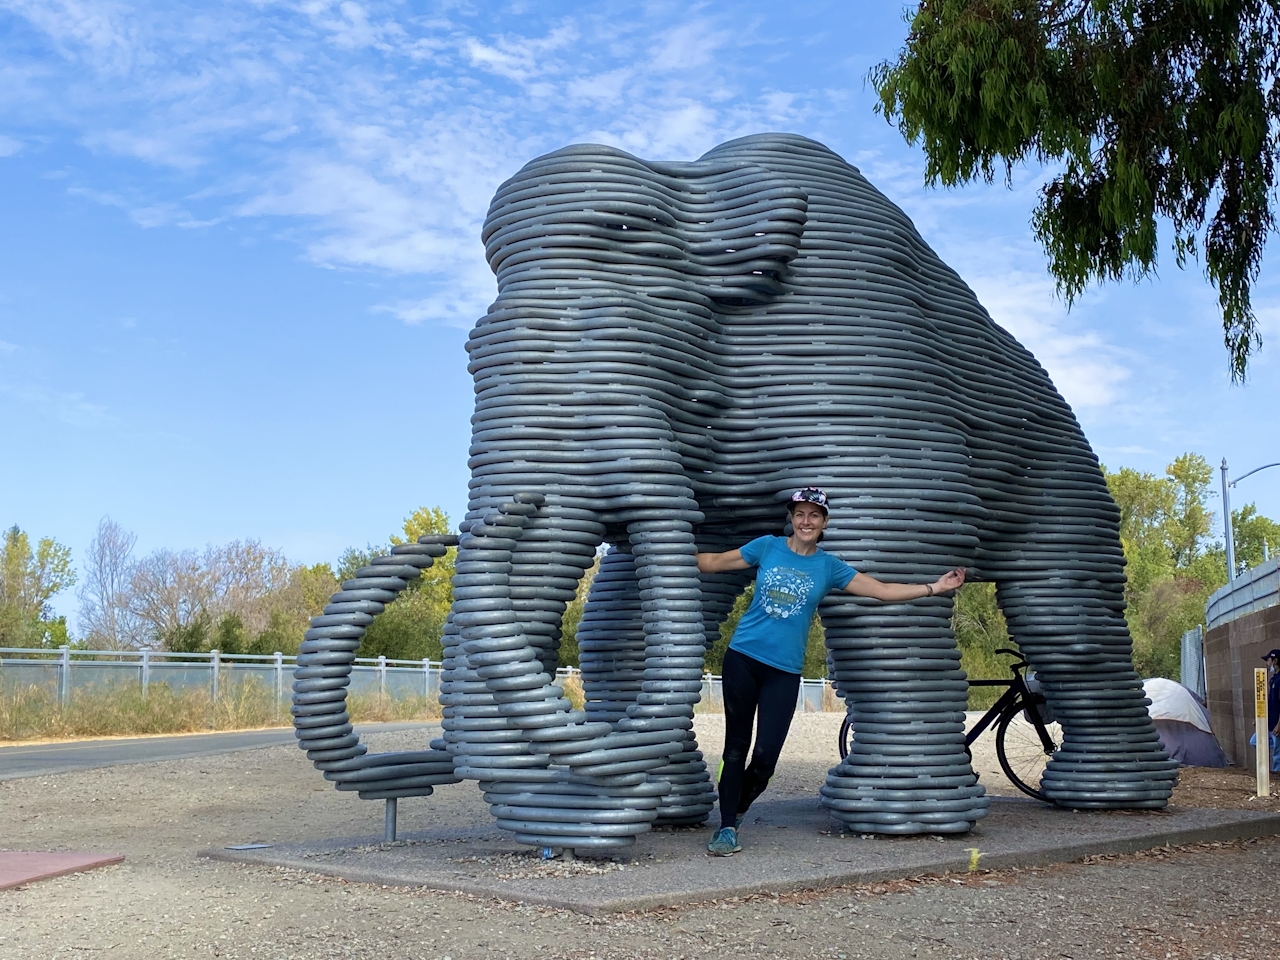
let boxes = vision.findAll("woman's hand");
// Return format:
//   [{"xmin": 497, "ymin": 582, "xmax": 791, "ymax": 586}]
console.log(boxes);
[
  {"xmin": 844, "ymin": 568, "xmax": 967, "ymax": 602},
  {"xmin": 932, "ymin": 568, "xmax": 966, "ymax": 595}
]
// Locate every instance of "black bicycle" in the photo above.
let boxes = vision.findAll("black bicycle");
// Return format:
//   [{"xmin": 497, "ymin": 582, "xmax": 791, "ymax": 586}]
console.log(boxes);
[{"xmin": 837, "ymin": 648, "xmax": 1061, "ymax": 802}]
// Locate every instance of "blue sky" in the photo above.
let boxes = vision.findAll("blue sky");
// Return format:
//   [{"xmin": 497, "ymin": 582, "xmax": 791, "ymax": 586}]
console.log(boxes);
[{"xmin": 2, "ymin": 1, "xmax": 1278, "ymax": 628}]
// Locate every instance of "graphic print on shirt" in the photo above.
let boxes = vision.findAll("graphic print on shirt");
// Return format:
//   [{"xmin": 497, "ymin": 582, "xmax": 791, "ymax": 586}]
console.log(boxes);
[{"xmin": 760, "ymin": 565, "xmax": 815, "ymax": 619}]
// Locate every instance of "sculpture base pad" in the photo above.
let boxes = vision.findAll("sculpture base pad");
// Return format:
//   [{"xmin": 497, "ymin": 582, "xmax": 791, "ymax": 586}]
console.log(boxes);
[{"xmin": 204, "ymin": 797, "xmax": 1280, "ymax": 914}]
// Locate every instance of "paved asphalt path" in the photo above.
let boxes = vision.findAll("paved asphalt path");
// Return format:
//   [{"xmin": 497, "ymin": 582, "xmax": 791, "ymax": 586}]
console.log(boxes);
[{"xmin": 0, "ymin": 722, "xmax": 436, "ymax": 781}]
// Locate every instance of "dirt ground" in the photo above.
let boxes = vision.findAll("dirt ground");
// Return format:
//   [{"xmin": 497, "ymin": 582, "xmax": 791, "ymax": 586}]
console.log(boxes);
[{"xmin": 2, "ymin": 712, "xmax": 1279, "ymax": 960}]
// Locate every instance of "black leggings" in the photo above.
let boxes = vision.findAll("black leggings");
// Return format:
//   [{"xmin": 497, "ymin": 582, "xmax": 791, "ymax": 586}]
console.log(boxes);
[{"xmin": 717, "ymin": 647, "xmax": 801, "ymax": 829}]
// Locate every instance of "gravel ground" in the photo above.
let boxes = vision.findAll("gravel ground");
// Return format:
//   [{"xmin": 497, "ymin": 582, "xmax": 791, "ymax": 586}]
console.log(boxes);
[{"xmin": 2, "ymin": 712, "xmax": 1278, "ymax": 960}]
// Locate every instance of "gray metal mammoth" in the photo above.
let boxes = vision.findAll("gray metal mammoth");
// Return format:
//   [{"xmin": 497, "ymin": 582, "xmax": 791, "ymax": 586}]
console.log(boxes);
[{"xmin": 293, "ymin": 133, "xmax": 1177, "ymax": 851}]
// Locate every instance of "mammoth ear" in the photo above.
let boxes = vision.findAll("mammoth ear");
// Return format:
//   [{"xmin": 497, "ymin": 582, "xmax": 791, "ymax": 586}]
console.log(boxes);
[{"xmin": 650, "ymin": 159, "xmax": 808, "ymax": 305}]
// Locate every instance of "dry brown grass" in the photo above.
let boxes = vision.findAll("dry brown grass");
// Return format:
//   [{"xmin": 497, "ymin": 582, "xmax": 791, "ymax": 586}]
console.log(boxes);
[
  {"xmin": 558, "ymin": 672, "xmax": 585, "ymax": 711},
  {"xmin": 0, "ymin": 676, "xmax": 442, "ymax": 742},
  {"xmin": 0, "ymin": 676, "xmax": 287, "ymax": 742},
  {"xmin": 346, "ymin": 691, "xmax": 441, "ymax": 722},
  {"xmin": 821, "ymin": 681, "xmax": 844, "ymax": 713}
]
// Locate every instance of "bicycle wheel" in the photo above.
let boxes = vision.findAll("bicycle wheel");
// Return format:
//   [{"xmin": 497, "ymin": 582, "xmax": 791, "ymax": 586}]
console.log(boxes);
[
  {"xmin": 838, "ymin": 713, "xmax": 853, "ymax": 759},
  {"xmin": 995, "ymin": 698, "xmax": 1060, "ymax": 802}
]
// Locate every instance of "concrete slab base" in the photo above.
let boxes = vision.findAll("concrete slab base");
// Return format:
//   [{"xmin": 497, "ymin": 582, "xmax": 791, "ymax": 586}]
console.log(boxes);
[
  {"xmin": 204, "ymin": 798, "xmax": 1280, "ymax": 914},
  {"xmin": 0, "ymin": 851, "xmax": 125, "ymax": 890}
]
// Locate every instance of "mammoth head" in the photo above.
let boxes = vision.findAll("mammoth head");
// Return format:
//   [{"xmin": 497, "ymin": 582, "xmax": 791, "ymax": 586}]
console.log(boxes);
[{"xmin": 482, "ymin": 143, "xmax": 808, "ymax": 306}]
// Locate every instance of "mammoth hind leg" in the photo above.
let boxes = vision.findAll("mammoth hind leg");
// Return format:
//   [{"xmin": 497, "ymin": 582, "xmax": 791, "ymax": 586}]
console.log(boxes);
[
  {"xmin": 577, "ymin": 547, "xmax": 646, "ymax": 725},
  {"xmin": 821, "ymin": 595, "xmax": 989, "ymax": 835},
  {"xmin": 998, "ymin": 577, "xmax": 1178, "ymax": 808},
  {"xmin": 576, "ymin": 540, "xmax": 717, "ymax": 826}
]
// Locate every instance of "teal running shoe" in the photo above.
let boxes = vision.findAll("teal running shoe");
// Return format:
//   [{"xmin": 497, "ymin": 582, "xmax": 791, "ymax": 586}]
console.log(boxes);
[{"xmin": 706, "ymin": 826, "xmax": 741, "ymax": 856}]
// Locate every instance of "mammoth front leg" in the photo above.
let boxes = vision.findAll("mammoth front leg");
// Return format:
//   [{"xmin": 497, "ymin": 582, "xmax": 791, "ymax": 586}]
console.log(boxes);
[
  {"xmin": 627, "ymin": 518, "xmax": 718, "ymax": 825},
  {"xmin": 821, "ymin": 594, "xmax": 989, "ymax": 834}
]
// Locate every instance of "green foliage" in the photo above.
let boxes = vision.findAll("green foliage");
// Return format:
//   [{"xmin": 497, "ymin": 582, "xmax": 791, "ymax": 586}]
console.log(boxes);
[
  {"xmin": 1232, "ymin": 503, "xmax": 1280, "ymax": 570},
  {"xmin": 558, "ymin": 554, "xmax": 600, "ymax": 669},
  {"xmin": 0, "ymin": 526, "xmax": 77, "ymax": 647},
  {"xmin": 952, "ymin": 581, "xmax": 1013, "ymax": 709},
  {"xmin": 802, "ymin": 616, "xmax": 828, "ymax": 680},
  {"xmin": 353, "ymin": 507, "xmax": 455, "ymax": 662},
  {"xmin": 163, "ymin": 610, "xmax": 213, "ymax": 653},
  {"xmin": 1165, "ymin": 453, "xmax": 1215, "ymax": 566},
  {"xmin": 1101, "ymin": 454, "xmax": 1231, "ymax": 677},
  {"xmin": 872, "ymin": 1, "xmax": 1280, "ymax": 378},
  {"xmin": 704, "ymin": 585, "xmax": 752, "ymax": 676}
]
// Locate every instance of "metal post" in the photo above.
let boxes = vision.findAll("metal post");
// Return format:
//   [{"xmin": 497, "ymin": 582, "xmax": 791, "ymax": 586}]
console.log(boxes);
[
  {"xmin": 1255, "ymin": 667, "xmax": 1271, "ymax": 798},
  {"xmin": 141, "ymin": 648, "xmax": 151, "ymax": 699},
  {"xmin": 378, "ymin": 655, "xmax": 387, "ymax": 697},
  {"xmin": 58, "ymin": 644, "xmax": 70, "ymax": 707},
  {"xmin": 211, "ymin": 649, "xmax": 220, "ymax": 702},
  {"xmin": 274, "ymin": 651, "xmax": 284, "ymax": 707},
  {"xmin": 423, "ymin": 657, "xmax": 430, "ymax": 697},
  {"xmin": 1222, "ymin": 458, "xmax": 1236, "ymax": 582},
  {"xmin": 384, "ymin": 798, "xmax": 397, "ymax": 842}
]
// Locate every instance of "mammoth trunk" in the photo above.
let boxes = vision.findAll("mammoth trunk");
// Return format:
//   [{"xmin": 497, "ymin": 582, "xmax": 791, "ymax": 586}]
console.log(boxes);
[{"xmin": 439, "ymin": 493, "xmax": 717, "ymax": 845}]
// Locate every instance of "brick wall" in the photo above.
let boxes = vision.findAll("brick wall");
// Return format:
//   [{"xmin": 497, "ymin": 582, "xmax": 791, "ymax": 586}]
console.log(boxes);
[{"xmin": 1204, "ymin": 604, "xmax": 1280, "ymax": 765}]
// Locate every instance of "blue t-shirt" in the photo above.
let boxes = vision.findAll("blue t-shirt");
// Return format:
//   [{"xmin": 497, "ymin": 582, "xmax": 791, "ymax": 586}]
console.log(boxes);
[{"xmin": 728, "ymin": 536, "xmax": 857, "ymax": 674}]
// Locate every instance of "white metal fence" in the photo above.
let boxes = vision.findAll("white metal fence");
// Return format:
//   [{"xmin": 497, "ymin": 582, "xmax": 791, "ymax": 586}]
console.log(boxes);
[
  {"xmin": 0, "ymin": 647, "xmax": 441, "ymax": 708},
  {"xmin": 1205, "ymin": 555, "xmax": 1280, "ymax": 630},
  {"xmin": 0, "ymin": 647, "xmax": 842, "ymax": 713},
  {"xmin": 1180, "ymin": 625, "xmax": 1206, "ymax": 699}
]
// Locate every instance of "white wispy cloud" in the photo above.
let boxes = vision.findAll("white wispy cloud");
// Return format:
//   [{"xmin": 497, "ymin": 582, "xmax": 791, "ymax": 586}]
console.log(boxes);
[
  {"xmin": 2, "ymin": 3, "xmax": 824, "ymax": 325},
  {"xmin": 0, "ymin": 380, "xmax": 111, "ymax": 427},
  {"xmin": 649, "ymin": 18, "xmax": 732, "ymax": 72},
  {"xmin": 0, "ymin": 134, "xmax": 22, "ymax": 156},
  {"xmin": 964, "ymin": 268, "xmax": 1131, "ymax": 410}
]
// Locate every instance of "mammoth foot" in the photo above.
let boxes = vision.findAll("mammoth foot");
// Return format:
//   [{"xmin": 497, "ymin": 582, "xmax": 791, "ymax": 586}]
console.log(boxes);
[
  {"xmin": 821, "ymin": 731, "xmax": 988, "ymax": 835},
  {"xmin": 822, "ymin": 622, "xmax": 989, "ymax": 835},
  {"xmin": 1038, "ymin": 676, "xmax": 1179, "ymax": 809}
]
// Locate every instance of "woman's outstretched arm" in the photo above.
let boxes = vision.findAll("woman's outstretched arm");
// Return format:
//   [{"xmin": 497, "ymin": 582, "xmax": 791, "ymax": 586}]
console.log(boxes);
[
  {"xmin": 843, "ymin": 568, "xmax": 966, "ymax": 602},
  {"xmin": 696, "ymin": 549, "xmax": 751, "ymax": 574}
]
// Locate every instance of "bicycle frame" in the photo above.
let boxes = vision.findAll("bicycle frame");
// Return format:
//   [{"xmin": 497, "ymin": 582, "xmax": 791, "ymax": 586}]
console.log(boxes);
[{"xmin": 965, "ymin": 650, "xmax": 1056, "ymax": 756}]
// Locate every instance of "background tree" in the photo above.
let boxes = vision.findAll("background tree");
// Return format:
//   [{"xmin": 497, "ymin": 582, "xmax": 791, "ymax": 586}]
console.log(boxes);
[
  {"xmin": 1232, "ymin": 502, "xmax": 1280, "ymax": 570},
  {"xmin": 926, "ymin": 453, "xmax": 1272, "ymax": 689},
  {"xmin": 0, "ymin": 525, "xmax": 76, "ymax": 647},
  {"xmin": 1102, "ymin": 454, "xmax": 1227, "ymax": 677},
  {"xmin": 77, "ymin": 517, "xmax": 142, "ymax": 649},
  {"xmin": 98, "ymin": 531, "xmax": 338, "ymax": 655},
  {"xmin": 347, "ymin": 507, "xmax": 456, "ymax": 662},
  {"xmin": 872, "ymin": 0, "xmax": 1280, "ymax": 378}
]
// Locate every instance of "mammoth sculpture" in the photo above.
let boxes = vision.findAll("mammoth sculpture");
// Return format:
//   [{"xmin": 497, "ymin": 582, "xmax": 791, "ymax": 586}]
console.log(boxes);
[{"xmin": 292, "ymin": 133, "xmax": 1177, "ymax": 850}]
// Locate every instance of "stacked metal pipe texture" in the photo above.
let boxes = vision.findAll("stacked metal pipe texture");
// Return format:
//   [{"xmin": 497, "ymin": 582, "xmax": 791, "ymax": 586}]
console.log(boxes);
[
  {"xmin": 296, "ymin": 132, "xmax": 1176, "ymax": 848},
  {"xmin": 292, "ymin": 537, "xmax": 460, "ymax": 799}
]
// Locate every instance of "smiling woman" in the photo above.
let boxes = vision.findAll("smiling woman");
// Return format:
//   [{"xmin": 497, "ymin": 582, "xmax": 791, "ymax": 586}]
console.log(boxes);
[{"xmin": 695, "ymin": 486, "xmax": 964, "ymax": 857}]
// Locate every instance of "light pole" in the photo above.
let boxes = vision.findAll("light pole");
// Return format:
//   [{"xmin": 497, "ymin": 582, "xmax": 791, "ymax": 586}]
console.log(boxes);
[
  {"xmin": 1222, "ymin": 459, "xmax": 1235, "ymax": 582},
  {"xmin": 1221, "ymin": 458, "xmax": 1280, "ymax": 583}
]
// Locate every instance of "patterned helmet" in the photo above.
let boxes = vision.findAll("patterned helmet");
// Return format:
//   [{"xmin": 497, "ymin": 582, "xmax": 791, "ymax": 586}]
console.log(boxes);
[{"xmin": 788, "ymin": 487, "xmax": 830, "ymax": 515}]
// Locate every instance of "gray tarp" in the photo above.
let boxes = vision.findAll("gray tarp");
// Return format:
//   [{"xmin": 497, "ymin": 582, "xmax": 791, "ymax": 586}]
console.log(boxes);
[{"xmin": 1143, "ymin": 678, "xmax": 1228, "ymax": 768}]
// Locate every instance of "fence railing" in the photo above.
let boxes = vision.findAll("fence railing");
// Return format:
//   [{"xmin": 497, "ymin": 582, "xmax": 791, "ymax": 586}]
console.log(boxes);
[
  {"xmin": 0, "ymin": 647, "xmax": 843, "ymax": 713},
  {"xmin": 1180, "ymin": 625, "xmax": 1206, "ymax": 699},
  {"xmin": 1206, "ymin": 555, "xmax": 1280, "ymax": 630},
  {"xmin": 0, "ymin": 647, "xmax": 443, "ymax": 708}
]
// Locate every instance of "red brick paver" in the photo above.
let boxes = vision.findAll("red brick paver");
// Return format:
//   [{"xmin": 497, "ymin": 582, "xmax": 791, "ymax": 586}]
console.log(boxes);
[{"xmin": 0, "ymin": 851, "xmax": 124, "ymax": 890}]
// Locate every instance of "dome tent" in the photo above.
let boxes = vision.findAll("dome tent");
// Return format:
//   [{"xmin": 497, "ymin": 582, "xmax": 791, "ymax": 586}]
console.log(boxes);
[{"xmin": 1142, "ymin": 678, "xmax": 1228, "ymax": 768}]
